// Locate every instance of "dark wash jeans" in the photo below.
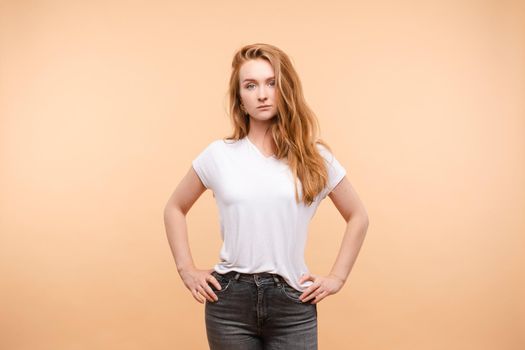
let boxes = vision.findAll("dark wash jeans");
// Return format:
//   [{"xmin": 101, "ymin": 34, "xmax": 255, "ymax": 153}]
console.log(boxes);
[{"xmin": 205, "ymin": 270, "xmax": 318, "ymax": 350}]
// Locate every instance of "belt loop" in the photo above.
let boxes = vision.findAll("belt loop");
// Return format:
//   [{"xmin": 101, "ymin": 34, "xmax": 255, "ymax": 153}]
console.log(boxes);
[
  {"xmin": 234, "ymin": 272, "xmax": 240, "ymax": 281},
  {"xmin": 272, "ymin": 275, "xmax": 282, "ymax": 287}
]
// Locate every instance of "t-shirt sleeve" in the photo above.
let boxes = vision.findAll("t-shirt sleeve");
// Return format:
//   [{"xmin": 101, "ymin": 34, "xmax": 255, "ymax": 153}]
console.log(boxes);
[
  {"xmin": 192, "ymin": 141, "xmax": 217, "ymax": 190},
  {"xmin": 317, "ymin": 144, "xmax": 347, "ymax": 199}
]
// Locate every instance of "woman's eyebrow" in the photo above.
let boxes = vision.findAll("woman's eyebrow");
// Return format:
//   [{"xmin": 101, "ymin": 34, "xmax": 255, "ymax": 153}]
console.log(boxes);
[{"xmin": 242, "ymin": 76, "xmax": 275, "ymax": 83}]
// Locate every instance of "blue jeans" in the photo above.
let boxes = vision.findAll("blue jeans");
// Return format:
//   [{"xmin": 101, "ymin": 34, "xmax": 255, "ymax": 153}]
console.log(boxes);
[{"xmin": 205, "ymin": 270, "xmax": 318, "ymax": 350}]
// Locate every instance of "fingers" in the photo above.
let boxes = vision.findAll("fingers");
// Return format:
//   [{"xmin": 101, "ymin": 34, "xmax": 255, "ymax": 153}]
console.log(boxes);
[
  {"xmin": 192, "ymin": 289, "xmax": 205, "ymax": 304},
  {"xmin": 310, "ymin": 290, "xmax": 329, "ymax": 304},
  {"xmin": 299, "ymin": 273, "xmax": 312, "ymax": 283},
  {"xmin": 301, "ymin": 282, "xmax": 330, "ymax": 303},
  {"xmin": 208, "ymin": 275, "xmax": 222, "ymax": 291},
  {"xmin": 197, "ymin": 282, "xmax": 219, "ymax": 303},
  {"xmin": 193, "ymin": 287, "xmax": 212, "ymax": 304},
  {"xmin": 192, "ymin": 274, "xmax": 221, "ymax": 304}
]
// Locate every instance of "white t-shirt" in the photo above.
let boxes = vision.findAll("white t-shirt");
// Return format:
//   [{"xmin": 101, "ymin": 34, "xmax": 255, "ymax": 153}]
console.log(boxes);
[{"xmin": 192, "ymin": 136, "xmax": 346, "ymax": 292}]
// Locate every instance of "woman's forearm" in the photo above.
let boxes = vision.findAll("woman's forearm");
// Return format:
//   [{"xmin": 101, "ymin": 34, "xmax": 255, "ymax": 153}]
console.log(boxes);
[
  {"xmin": 328, "ymin": 214, "xmax": 369, "ymax": 283},
  {"xmin": 163, "ymin": 205, "xmax": 196, "ymax": 275}
]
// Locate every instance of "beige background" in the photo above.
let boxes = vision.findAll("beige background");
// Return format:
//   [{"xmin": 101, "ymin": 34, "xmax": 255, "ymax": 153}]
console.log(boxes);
[{"xmin": 1, "ymin": 0, "xmax": 524, "ymax": 349}]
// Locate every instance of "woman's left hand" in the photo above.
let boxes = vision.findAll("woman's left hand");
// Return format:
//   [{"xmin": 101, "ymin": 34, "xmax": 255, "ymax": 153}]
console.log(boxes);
[{"xmin": 298, "ymin": 273, "xmax": 346, "ymax": 304}]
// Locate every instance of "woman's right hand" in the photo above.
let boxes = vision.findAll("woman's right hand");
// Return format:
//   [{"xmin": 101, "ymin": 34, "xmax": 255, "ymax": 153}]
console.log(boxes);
[{"xmin": 179, "ymin": 267, "xmax": 222, "ymax": 304}]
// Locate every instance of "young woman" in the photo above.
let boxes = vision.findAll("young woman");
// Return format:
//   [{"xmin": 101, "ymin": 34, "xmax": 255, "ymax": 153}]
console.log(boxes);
[{"xmin": 164, "ymin": 43, "xmax": 369, "ymax": 350}]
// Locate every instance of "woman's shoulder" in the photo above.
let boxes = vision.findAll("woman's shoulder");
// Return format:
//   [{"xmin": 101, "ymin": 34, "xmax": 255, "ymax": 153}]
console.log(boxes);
[
  {"xmin": 314, "ymin": 141, "xmax": 334, "ymax": 159},
  {"xmin": 199, "ymin": 137, "xmax": 243, "ymax": 154}
]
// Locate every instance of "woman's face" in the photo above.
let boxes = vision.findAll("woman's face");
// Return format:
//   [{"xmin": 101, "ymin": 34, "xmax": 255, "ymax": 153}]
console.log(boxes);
[{"xmin": 238, "ymin": 58, "xmax": 278, "ymax": 121}]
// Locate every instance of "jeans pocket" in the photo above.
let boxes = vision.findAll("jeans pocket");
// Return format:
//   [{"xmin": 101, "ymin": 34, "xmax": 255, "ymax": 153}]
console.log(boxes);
[
  {"xmin": 209, "ymin": 271, "xmax": 233, "ymax": 293},
  {"xmin": 279, "ymin": 282, "xmax": 305, "ymax": 304}
]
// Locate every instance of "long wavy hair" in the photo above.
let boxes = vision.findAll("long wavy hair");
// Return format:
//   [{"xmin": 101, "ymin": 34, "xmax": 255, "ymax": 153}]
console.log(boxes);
[{"xmin": 223, "ymin": 43, "xmax": 335, "ymax": 206}]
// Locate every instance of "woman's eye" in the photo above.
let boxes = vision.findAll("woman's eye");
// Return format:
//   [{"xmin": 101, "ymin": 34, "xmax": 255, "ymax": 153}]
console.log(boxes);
[{"xmin": 245, "ymin": 81, "xmax": 274, "ymax": 89}]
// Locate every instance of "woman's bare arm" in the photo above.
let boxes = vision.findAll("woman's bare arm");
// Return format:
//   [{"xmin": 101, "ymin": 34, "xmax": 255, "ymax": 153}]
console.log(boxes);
[
  {"xmin": 163, "ymin": 165, "xmax": 221, "ymax": 303},
  {"xmin": 327, "ymin": 176, "xmax": 369, "ymax": 283},
  {"xmin": 163, "ymin": 165, "xmax": 205, "ymax": 272},
  {"xmin": 299, "ymin": 176, "xmax": 370, "ymax": 304}
]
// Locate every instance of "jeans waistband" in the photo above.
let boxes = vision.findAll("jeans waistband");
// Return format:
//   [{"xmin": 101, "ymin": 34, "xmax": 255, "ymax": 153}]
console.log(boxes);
[{"xmin": 214, "ymin": 270, "xmax": 286, "ymax": 286}]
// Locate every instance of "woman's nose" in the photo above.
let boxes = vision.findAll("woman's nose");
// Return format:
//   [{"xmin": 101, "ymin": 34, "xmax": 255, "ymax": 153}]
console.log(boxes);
[
  {"xmin": 258, "ymin": 91, "xmax": 267, "ymax": 100},
  {"xmin": 258, "ymin": 86, "xmax": 270, "ymax": 100}
]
